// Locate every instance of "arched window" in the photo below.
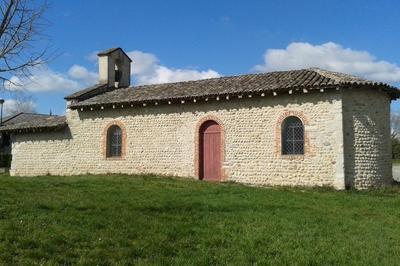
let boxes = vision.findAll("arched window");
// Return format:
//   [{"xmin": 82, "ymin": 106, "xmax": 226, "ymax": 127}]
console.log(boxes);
[
  {"xmin": 282, "ymin": 116, "xmax": 304, "ymax": 155},
  {"xmin": 106, "ymin": 125, "xmax": 122, "ymax": 157}
]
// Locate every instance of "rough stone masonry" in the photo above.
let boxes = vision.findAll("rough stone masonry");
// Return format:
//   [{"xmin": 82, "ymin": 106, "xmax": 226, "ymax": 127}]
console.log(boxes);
[{"xmin": 1, "ymin": 48, "xmax": 399, "ymax": 190}]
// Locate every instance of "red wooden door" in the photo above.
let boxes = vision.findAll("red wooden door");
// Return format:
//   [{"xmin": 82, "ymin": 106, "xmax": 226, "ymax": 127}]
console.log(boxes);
[{"xmin": 199, "ymin": 120, "xmax": 222, "ymax": 181}]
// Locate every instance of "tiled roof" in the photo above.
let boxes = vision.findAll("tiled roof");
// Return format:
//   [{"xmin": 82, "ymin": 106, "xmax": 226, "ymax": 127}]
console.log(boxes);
[
  {"xmin": 97, "ymin": 47, "xmax": 132, "ymax": 62},
  {"xmin": 68, "ymin": 68, "xmax": 400, "ymax": 109},
  {"xmin": 0, "ymin": 113, "xmax": 66, "ymax": 133},
  {"xmin": 65, "ymin": 84, "xmax": 110, "ymax": 101},
  {"xmin": 97, "ymin": 47, "xmax": 121, "ymax": 56}
]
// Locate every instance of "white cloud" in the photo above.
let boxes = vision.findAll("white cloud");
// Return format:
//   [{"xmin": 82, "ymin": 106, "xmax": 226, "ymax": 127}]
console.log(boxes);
[
  {"xmin": 5, "ymin": 65, "xmax": 97, "ymax": 93},
  {"xmin": 3, "ymin": 99, "xmax": 36, "ymax": 116},
  {"xmin": 5, "ymin": 43, "xmax": 399, "ymax": 95},
  {"xmin": 4, "ymin": 50, "xmax": 220, "ymax": 93},
  {"xmin": 253, "ymin": 42, "xmax": 400, "ymax": 83},
  {"xmin": 5, "ymin": 68, "xmax": 80, "ymax": 93},
  {"xmin": 140, "ymin": 66, "xmax": 220, "ymax": 85},
  {"xmin": 68, "ymin": 64, "xmax": 98, "ymax": 85},
  {"xmin": 128, "ymin": 51, "xmax": 159, "ymax": 76},
  {"xmin": 127, "ymin": 50, "xmax": 220, "ymax": 85}
]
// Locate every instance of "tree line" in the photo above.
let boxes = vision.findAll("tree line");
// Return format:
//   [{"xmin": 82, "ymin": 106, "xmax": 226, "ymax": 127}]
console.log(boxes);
[{"xmin": 392, "ymin": 111, "xmax": 400, "ymax": 159}]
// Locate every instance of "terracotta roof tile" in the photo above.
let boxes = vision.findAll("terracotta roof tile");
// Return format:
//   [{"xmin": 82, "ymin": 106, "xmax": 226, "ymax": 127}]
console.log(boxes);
[
  {"xmin": 65, "ymin": 84, "xmax": 110, "ymax": 100},
  {"xmin": 0, "ymin": 113, "xmax": 66, "ymax": 133},
  {"xmin": 68, "ymin": 68, "xmax": 400, "ymax": 108}
]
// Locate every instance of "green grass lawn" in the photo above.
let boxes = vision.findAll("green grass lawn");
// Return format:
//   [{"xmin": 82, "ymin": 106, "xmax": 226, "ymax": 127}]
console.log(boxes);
[{"xmin": 0, "ymin": 174, "xmax": 400, "ymax": 265}]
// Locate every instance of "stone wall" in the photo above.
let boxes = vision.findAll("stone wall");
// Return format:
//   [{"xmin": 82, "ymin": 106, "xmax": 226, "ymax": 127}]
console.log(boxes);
[
  {"xmin": 10, "ymin": 90, "xmax": 345, "ymax": 188},
  {"xmin": 342, "ymin": 87, "xmax": 392, "ymax": 189},
  {"xmin": 10, "ymin": 129, "xmax": 73, "ymax": 176}
]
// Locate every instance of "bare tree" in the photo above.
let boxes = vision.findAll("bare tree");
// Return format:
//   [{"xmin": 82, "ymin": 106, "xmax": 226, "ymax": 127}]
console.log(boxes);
[
  {"xmin": 0, "ymin": 0, "xmax": 49, "ymax": 89},
  {"xmin": 391, "ymin": 110, "xmax": 400, "ymax": 139},
  {"xmin": 3, "ymin": 93, "xmax": 35, "ymax": 116}
]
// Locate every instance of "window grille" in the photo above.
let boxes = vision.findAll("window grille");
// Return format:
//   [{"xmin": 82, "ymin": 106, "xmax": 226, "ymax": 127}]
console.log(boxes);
[
  {"xmin": 282, "ymin": 116, "xmax": 304, "ymax": 155},
  {"xmin": 107, "ymin": 125, "xmax": 122, "ymax": 157}
]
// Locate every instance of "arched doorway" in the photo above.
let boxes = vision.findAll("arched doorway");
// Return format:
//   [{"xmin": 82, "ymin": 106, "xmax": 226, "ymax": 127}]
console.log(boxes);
[{"xmin": 199, "ymin": 120, "xmax": 222, "ymax": 181}]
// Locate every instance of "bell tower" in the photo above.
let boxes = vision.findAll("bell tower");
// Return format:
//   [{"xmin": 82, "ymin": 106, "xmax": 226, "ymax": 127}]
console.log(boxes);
[{"xmin": 97, "ymin": 48, "xmax": 132, "ymax": 88}]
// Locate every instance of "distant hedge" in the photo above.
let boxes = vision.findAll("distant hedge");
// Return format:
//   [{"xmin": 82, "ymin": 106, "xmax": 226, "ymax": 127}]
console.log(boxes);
[
  {"xmin": 392, "ymin": 138, "xmax": 400, "ymax": 159},
  {"xmin": 0, "ymin": 154, "xmax": 11, "ymax": 168}
]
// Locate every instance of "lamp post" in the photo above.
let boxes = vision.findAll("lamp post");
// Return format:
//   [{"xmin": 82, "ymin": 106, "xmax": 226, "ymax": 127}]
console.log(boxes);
[{"xmin": 0, "ymin": 98, "xmax": 4, "ymax": 126}]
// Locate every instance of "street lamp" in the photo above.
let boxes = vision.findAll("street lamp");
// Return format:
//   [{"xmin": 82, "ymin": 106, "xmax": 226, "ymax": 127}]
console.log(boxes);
[{"xmin": 0, "ymin": 98, "xmax": 4, "ymax": 126}]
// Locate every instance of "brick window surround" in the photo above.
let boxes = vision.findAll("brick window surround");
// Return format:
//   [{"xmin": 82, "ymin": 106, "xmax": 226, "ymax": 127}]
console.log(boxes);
[
  {"xmin": 275, "ymin": 110, "xmax": 313, "ymax": 159},
  {"xmin": 194, "ymin": 116, "xmax": 227, "ymax": 181},
  {"xmin": 101, "ymin": 120, "xmax": 127, "ymax": 160}
]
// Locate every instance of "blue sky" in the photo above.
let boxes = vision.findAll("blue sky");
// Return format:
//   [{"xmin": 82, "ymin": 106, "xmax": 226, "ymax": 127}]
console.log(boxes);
[{"xmin": 3, "ymin": 0, "xmax": 400, "ymax": 115}]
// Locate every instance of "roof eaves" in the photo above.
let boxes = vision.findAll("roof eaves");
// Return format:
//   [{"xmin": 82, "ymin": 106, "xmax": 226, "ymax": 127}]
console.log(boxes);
[
  {"xmin": 65, "ymin": 84, "xmax": 116, "ymax": 101},
  {"xmin": 97, "ymin": 47, "xmax": 120, "ymax": 56},
  {"xmin": 68, "ymin": 83, "xmax": 343, "ymax": 109},
  {"xmin": 66, "ymin": 69, "xmax": 400, "ymax": 109},
  {"xmin": 0, "ymin": 122, "xmax": 67, "ymax": 134},
  {"xmin": 0, "ymin": 115, "xmax": 68, "ymax": 134}
]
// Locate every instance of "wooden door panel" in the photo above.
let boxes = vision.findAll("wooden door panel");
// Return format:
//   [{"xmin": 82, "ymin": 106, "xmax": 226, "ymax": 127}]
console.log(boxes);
[{"xmin": 200, "ymin": 121, "xmax": 222, "ymax": 181}]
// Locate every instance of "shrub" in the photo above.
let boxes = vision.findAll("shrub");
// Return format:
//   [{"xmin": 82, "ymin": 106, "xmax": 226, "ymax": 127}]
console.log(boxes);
[{"xmin": 0, "ymin": 154, "xmax": 12, "ymax": 168}]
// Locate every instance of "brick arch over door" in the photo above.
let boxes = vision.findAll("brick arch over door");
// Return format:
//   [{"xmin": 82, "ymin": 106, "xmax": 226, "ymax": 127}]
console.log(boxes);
[{"xmin": 194, "ymin": 116, "xmax": 226, "ymax": 181}]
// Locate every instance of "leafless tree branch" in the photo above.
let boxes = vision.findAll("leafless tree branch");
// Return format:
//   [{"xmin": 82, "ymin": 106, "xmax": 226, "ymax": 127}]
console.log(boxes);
[
  {"xmin": 0, "ymin": 0, "xmax": 50, "ymax": 90},
  {"xmin": 3, "ymin": 92, "xmax": 36, "ymax": 116}
]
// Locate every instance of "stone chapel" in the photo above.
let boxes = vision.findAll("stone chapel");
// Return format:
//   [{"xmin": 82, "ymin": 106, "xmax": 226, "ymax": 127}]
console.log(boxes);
[{"xmin": 1, "ymin": 47, "xmax": 399, "ymax": 189}]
